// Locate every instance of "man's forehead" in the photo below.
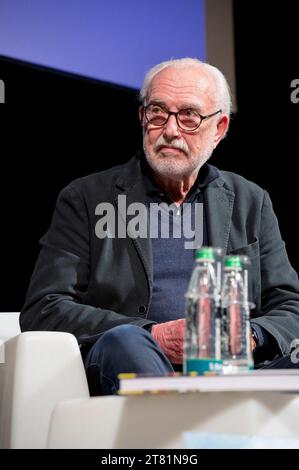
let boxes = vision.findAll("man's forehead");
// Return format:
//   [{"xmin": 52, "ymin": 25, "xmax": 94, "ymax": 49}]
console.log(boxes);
[{"xmin": 147, "ymin": 67, "xmax": 215, "ymax": 107}]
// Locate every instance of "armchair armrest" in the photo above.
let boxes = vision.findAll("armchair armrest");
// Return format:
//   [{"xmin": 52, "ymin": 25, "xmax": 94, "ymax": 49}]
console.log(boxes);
[{"xmin": 0, "ymin": 331, "xmax": 89, "ymax": 449}]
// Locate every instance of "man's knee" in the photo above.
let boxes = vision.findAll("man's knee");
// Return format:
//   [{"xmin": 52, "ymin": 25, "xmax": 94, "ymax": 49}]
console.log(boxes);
[
  {"xmin": 86, "ymin": 324, "xmax": 152, "ymax": 364},
  {"xmin": 101, "ymin": 324, "xmax": 150, "ymax": 349}
]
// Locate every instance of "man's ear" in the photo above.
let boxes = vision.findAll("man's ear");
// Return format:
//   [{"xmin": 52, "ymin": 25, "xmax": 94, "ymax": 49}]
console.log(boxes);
[
  {"xmin": 139, "ymin": 106, "xmax": 145, "ymax": 125},
  {"xmin": 213, "ymin": 114, "xmax": 230, "ymax": 148}
]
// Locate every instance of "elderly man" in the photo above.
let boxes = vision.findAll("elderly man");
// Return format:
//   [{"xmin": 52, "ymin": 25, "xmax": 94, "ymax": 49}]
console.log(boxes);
[{"xmin": 20, "ymin": 58, "xmax": 299, "ymax": 395}]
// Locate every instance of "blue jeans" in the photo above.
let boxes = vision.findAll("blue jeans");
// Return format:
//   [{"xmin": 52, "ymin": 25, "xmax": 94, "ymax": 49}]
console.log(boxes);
[
  {"xmin": 84, "ymin": 324, "xmax": 174, "ymax": 395},
  {"xmin": 84, "ymin": 324, "xmax": 299, "ymax": 396}
]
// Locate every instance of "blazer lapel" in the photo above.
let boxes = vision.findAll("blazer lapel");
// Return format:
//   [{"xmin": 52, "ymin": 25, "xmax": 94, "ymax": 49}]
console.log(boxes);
[
  {"xmin": 114, "ymin": 157, "xmax": 153, "ymax": 292},
  {"xmin": 204, "ymin": 182, "xmax": 235, "ymax": 254},
  {"xmin": 124, "ymin": 182, "xmax": 153, "ymax": 290}
]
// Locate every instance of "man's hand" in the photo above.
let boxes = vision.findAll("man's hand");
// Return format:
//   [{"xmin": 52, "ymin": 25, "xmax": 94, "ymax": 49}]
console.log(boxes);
[
  {"xmin": 151, "ymin": 318, "xmax": 185, "ymax": 364},
  {"xmin": 251, "ymin": 331, "xmax": 257, "ymax": 351}
]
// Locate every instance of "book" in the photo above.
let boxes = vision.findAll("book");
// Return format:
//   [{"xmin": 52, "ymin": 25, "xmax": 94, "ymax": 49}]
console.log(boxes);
[{"xmin": 118, "ymin": 369, "xmax": 299, "ymax": 395}]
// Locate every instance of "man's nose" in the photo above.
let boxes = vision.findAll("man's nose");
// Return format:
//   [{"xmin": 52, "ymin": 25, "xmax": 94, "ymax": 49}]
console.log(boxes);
[{"xmin": 163, "ymin": 114, "xmax": 181, "ymax": 139}]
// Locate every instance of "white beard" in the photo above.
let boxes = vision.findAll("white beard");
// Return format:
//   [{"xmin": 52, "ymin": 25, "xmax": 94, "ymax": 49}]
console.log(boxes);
[{"xmin": 143, "ymin": 139, "xmax": 215, "ymax": 180}]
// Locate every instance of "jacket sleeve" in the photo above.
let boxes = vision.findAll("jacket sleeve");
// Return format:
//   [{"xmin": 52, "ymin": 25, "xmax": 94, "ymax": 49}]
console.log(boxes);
[
  {"xmin": 20, "ymin": 183, "xmax": 154, "ymax": 346},
  {"xmin": 251, "ymin": 190, "xmax": 299, "ymax": 356}
]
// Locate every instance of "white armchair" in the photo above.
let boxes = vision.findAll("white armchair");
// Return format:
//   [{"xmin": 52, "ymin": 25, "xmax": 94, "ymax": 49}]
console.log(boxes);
[{"xmin": 0, "ymin": 313, "xmax": 89, "ymax": 449}]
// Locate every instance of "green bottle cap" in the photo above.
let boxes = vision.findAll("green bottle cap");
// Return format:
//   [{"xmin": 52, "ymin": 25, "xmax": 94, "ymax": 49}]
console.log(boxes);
[
  {"xmin": 195, "ymin": 247, "xmax": 215, "ymax": 261},
  {"xmin": 224, "ymin": 255, "xmax": 243, "ymax": 268}
]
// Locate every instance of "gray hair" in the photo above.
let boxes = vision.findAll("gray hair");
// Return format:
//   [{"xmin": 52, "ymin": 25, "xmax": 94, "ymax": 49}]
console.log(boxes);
[{"xmin": 139, "ymin": 57, "xmax": 232, "ymax": 116}]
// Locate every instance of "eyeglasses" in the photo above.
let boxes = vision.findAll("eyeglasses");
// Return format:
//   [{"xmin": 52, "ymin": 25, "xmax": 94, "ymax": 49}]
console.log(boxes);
[{"xmin": 143, "ymin": 103, "xmax": 222, "ymax": 131}]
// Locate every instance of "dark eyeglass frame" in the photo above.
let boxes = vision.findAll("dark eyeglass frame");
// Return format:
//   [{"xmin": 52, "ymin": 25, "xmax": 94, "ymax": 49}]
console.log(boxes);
[{"xmin": 143, "ymin": 104, "xmax": 222, "ymax": 131}]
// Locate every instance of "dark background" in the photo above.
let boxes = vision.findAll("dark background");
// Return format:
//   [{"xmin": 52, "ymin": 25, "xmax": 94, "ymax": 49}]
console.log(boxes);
[{"xmin": 0, "ymin": 1, "xmax": 298, "ymax": 311}]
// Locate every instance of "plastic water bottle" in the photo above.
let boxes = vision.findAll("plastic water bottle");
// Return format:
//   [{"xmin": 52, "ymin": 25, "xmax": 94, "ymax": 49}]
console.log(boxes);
[
  {"xmin": 184, "ymin": 247, "xmax": 223, "ymax": 375},
  {"xmin": 221, "ymin": 255, "xmax": 254, "ymax": 372}
]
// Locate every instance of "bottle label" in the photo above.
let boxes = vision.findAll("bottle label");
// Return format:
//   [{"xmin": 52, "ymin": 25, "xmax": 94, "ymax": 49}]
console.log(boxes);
[{"xmin": 185, "ymin": 358, "xmax": 223, "ymax": 375}]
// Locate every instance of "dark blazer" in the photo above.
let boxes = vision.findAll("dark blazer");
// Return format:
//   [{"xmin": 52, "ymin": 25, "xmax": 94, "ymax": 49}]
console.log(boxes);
[{"xmin": 20, "ymin": 155, "xmax": 299, "ymax": 355}]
